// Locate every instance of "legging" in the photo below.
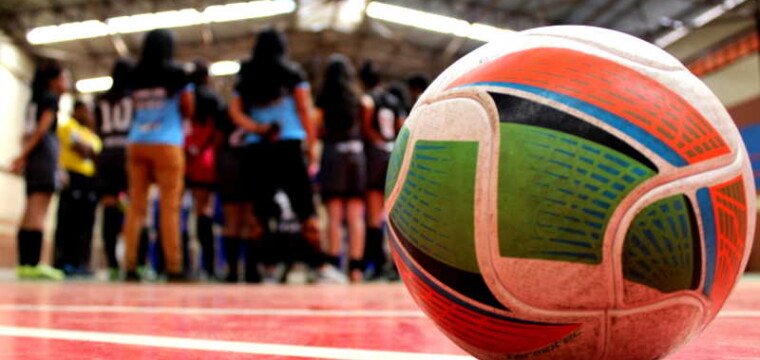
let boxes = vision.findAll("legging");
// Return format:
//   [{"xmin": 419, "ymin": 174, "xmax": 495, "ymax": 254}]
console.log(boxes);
[{"xmin": 123, "ymin": 144, "xmax": 185, "ymax": 274}]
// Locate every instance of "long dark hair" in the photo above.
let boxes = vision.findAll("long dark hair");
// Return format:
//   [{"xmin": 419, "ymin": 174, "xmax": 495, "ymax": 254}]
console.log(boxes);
[
  {"xmin": 133, "ymin": 29, "xmax": 183, "ymax": 93},
  {"xmin": 190, "ymin": 59, "xmax": 209, "ymax": 87},
  {"xmin": 317, "ymin": 54, "xmax": 361, "ymax": 133},
  {"xmin": 104, "ymin": 58, "xmax": 133, "ymax": 101},
  {"xmin": 31, "ymin": 60, "xmax": 62, "ymax": 102},
  {"xmin": 236, "ymin": 28, "xmax": 301, "ymax": 108}
]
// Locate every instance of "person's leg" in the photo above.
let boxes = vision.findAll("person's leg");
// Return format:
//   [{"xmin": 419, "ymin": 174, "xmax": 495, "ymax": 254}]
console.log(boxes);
[
  {"xmin": 18, "ymin": 192, "xmax": 53, "ymax": 267},
  {"xmin": 153, "ymin": 145, "xmax": 185, "ymax": 277},
  {"xmin": 123, "ymin": 146, "xmax": 151, "ymax": 275},
  {"xmin": 193, "ymin": 188, "xmax": 215, "ymax": 277},
  {"xmin": 326, "ymin": 198, "xmax": 344, "ymax": 267},
  {"xmin": 222, "ymin": 202, "xmax": 244, "ymax": 282},
  {"xmin": 346, "ymin": 198, "xmax": 366, "ymax": 282},
  {"xmin": 101, "ymin": 195, "xmax": 122, "ymax": 270},
  {"xmin": 79, "ymin": 177, "xmax": 99, "ymax": 272},
  {"xmin": 364, "ymin": 190, "xmax": 386, "ymax": 275},
  {"xmin": 53, "ymin": 185, "xmax": 73, "ymax": 270}
]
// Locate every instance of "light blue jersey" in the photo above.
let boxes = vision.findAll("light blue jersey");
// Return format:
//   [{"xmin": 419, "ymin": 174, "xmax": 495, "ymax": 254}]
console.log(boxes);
[
  {"xmin": 128, "ymin": 85, "xmax": 192, "ymax": 146},
  {"xmin": 242, "ymin": 84, "xmax": 307, "ymax": 145}
]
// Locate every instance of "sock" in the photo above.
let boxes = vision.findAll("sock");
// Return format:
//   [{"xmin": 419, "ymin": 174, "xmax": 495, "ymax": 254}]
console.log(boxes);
[
  {"xmin": 17, "ymin": 229, "xmax": 42, "ymax": 266},
  {"xmin": 364, "ymin": 227, "xmax": 385, "ymax": 270},
  {"xmin": 138, "ymin": 227, "xmax": 150, "ymax": 267},
  {"xmin": 326, "ymin": 255, "xmax": 341, "ymax": 268},
  {"xmin": 102, "ymin": 205, "xmax": 123, "ymax": 268},
  {"xmin": 223, "ymin": 236, "xmax": 241, "ymax": 280},
  {"xmin": 244, "ymin": 240, "xmax": 262, "ymax": 282},
  {"xmin": 197, "ymin": 215, "xmax": 215, "ymax": 275},
  {"xmin": 349, "ymin": 258, "xmax": 364, "ymax": 272}
]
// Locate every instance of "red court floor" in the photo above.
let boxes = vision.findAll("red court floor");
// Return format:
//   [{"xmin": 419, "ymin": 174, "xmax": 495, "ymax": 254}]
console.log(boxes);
[{"xmin": 0, "ymin": 278, "xmax": 758, "ymax": 359}]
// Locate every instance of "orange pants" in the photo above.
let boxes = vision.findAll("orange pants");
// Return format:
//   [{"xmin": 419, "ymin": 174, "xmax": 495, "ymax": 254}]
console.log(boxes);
[{"xmin": 123, "ymin": 144, "xmax": 185, "ymax": 274}]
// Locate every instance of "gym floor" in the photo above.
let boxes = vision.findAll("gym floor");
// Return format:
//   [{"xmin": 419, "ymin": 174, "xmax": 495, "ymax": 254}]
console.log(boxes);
[{"xmin": 0, "ymin": 278, "xmax": 757, "ymax": 359}]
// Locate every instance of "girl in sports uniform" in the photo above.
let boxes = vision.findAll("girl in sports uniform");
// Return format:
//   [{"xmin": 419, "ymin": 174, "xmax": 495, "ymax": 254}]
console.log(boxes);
[
  {"xmin": 228, "ymin": 28, "xmax": 321, "ymax": 283},
  {"xmin": 359, "ymin": 62, "xmax": 407, "ymax": 279},
  {"xmin": 95, "ymin": 59, "xmax": 133, "ymax": 279},
  {"xmin": 316, "ymin": 54, "xmax": 370, "ymax": 282},
  {"xmin": 122, "ymin": 29, "xmax": 194, "ymax": 281},
  {"xmin": 11, "ymin": 61, "xmax": 68, "ymax": 280},
  {"xmin": 185, "ymin": 60, "xmax": 222, "ymax": 279}
]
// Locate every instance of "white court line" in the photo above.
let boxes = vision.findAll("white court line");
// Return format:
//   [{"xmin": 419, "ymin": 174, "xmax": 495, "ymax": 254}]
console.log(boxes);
[
  {"xmin": 0, "ymin": 304, "xmax": 426, "ymax": 318},
  {"xmin": 1, "ymin": 303, "xmax": 758, "ymax": 319},
  {"xmin": 717, "ymin": 310, "xmax": 760, "ymax": 318},
  {"xmin": 0, "ymin": 325, "xmax": 473, "ymax": 360}
]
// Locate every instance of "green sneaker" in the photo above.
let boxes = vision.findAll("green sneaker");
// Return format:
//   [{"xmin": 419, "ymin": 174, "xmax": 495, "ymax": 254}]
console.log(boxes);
[
  {"xmin": 32, "ymin": 264, "xmax": 65, "ymax": 281},
  {"xmin": 16, "ymin": 265, "xmax": 34, "ymax": 279},
  {"xmin": 108, "ymin": 267, "xmax": 120, "ymax": 281}
]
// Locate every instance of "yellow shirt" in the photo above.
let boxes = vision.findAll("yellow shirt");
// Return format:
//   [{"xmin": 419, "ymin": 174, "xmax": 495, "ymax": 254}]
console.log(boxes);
[{"xmin": 57, "ymin": 118, "xmax": 102, "ymax": 177}]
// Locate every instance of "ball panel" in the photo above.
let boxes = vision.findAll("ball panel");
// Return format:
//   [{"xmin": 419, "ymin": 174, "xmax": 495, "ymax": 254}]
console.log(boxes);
[
  {"xmin": 606, "ymin": 303, "xmax": 704, "ymax": 360},
  {"xmin": 498, "ymin": 122, "xmax": 655, "ymax": 264},
  {"xmin": 384, "ymin": 126, "xmax": 410, "ymax": 198},
  {"xmin": 699, "ymin": 176, "xmax": 748, "ymax": 317},
  {"xmin": 622, "ymin": 195, "xmax": 699, "ymax": 293},
  {"xmin": 390, "ymin": 229, "xmax": 584, "ymax": 357},
  {"xmin": 448, "ymin": 47, "xmax": 731, "ymax": 167},
  {"xmin": 488, "ymin": 92, "xmax": 658, "ymax": 171}
]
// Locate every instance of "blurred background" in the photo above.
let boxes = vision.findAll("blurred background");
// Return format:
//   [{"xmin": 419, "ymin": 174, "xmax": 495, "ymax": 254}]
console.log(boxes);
[{"xmin": 0, "ymin": 0, "xmax": 758, "ymax": 270}]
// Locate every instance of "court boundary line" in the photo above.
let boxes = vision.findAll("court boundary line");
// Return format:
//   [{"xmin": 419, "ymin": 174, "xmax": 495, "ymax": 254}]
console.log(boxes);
[
  {"xmin": 0, "ymin": 303, "xmax": 758, "ymax": 318},
  {"xmin": 0, "ymin": 325, "xmax": 473, "ymax": 360},
  {"xmin": 0, "ymin": 304, "xmax": 426, "ymax": 317}
]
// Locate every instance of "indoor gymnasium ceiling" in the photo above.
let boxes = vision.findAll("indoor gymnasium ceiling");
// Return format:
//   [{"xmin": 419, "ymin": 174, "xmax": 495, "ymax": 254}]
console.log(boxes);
[{"xmin": 0, "ymin": 0, "xmax": 755, "ymax": 85}]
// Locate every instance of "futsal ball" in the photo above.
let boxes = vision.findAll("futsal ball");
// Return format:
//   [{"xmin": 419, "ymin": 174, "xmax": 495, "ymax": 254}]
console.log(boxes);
[{"xmin": 385, "ymin": 25, "xmax": 756, "ymax": 360}]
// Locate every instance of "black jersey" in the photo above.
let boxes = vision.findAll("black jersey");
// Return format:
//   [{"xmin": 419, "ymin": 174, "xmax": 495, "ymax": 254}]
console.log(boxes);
[
  {"xmin": 367, "ymin": 88, "xmax": 406, "ymax": 142},
  {"xmin": 25, "ymin": 91, "xmax": 59, "ymax": 136},
  {"xmin": 194, "ymin": 86, "xmax": 222, "ymax": 125},
  {"xmin": 96, "ymin": 94, "xmax": 133, "ymax": 150}
]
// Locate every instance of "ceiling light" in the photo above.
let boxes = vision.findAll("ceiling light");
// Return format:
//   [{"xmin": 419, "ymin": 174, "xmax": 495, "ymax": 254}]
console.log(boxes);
[
  {"xmin": 26, "ymin": 20, "xmax": 111, "ymax": 45},
  {"xmin": 209, "ymin": 60, "xmax": 241, "ymax": 76},
  {"xmin": 107, "ymin": 9, "xmax": 205, "ymax": 34},
  {"xmin": 654, "ymin": 26, "xmax": 689, "ymax": 48},
  {"xmin": 25, "ymin": 1, "xmax": 296, "ymax": 45},
  {"xmin": 203, "ymin": 0, "xmax": 296, "ymax": 23},
  {"xmin": 76, "ymin": 76, "xmax": 113, "ymax": 93},
  {"xmin": 365, "ymin": 2, "xmax": 512, "ymax": 42}
]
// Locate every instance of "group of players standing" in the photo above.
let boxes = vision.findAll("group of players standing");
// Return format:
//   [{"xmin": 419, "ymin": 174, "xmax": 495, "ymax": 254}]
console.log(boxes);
[{"xmin": 12, "ymin": 27, "xmax": 429, "ymax": 283}]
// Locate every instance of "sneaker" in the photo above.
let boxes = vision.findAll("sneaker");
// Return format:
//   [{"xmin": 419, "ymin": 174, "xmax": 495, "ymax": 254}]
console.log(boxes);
[
  {"xmin": 316, "ymin": 264, "xmax": 348, "ymax": 284},
  {"xmin": 108, "ymin": 267, "xmax": 120, "ymax": 281},
  {"xmin": 32, "ymin": 264, "xmax": 65, "ymax": 281},
  {"xmin": 285, "ymin": 263, "xmax": 309, "ymax": 285},
  {"xmin": 124, "ymin": 270, "xmax": 141, "ymax": 282},
  {"xmin": 16, "ymin": 265, "xmax": 34, "ymax": 279}
]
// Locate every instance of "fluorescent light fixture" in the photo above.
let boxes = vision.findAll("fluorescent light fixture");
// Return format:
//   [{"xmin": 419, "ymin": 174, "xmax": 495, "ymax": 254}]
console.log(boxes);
[
  {"xmin": 654, "ymin": 26, "xmax": 689, "ymax": 48},
  {"xmin": 467, "ymin": 23, "xmax": 513, "ymax": 42},
  {"xmin": 76, "ymin": 76, "xmax": 113, "ymax": 93},
  {"xmin": 26, "ymin": 20, "xmax": 111, "ymax": 45},
  {"xmin": 366, "ymin": 2, "xmax": 470, "ymax": 37},
  {"xmin": 204, "ymin": 0, "xmax": 296, "ymax": 23},
  {"xmin": 25, "ymin": 1, "xmax": 296, "ymax": 45},
  {"xmin": 335, "ymin": 0, "xmax": 367, "ymax": 33},
  {"xmin": 365, "ymin": 2, "xmax": 512, "ymax": 42},
  {"xmin": 107, "ymin": 8, "xmax": 205, "ymax": 34},
  {"xmin": 691, "ymin": 0, "xmax": 747, "ymax": 27},
  {"xmin": 209, "ymin": 60, "xmax": 241, "ymax": 76}
]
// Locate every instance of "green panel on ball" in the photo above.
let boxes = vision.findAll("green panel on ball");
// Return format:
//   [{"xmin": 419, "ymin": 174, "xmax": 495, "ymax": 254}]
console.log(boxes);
[
  {"xmin": 622, "ymin": 195, "xmax": 697, "ymax": 293},
  {"xmin": 385, "ymin": 126, "xmax": 411, "ymax": 199},
  {"xmin": 498, "ymin": 123, "xmax": 656, "ymax": 264},
  {"xmin": 390, "ymin": 140, "xmax": 480, "ymax": 273}
]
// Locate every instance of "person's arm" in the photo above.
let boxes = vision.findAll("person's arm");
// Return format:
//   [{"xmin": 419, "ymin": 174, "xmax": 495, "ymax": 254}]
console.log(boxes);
[
  {"xmin": 228, "ymin": 95, "xmax": 272, "ymax": 135},
  {"xmin": 179, "ymin": 87, "xmax": 195, "ymax": 121},
  {"xmin": 10, "ymin": 109, "xmax": 55, "ymax": 173},
  {"xmin": 361, "ymin": 95, "xmax": 383, "ymax": 145},
  {"xmin": 293, "ymin": 84, "xmax": 316, "ymax": 165}
]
